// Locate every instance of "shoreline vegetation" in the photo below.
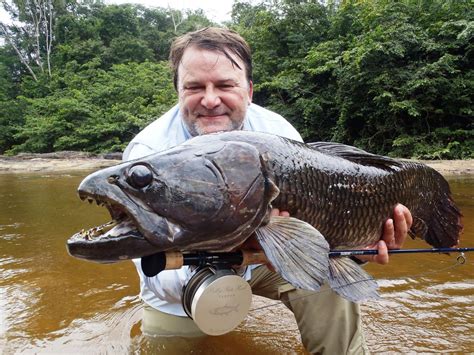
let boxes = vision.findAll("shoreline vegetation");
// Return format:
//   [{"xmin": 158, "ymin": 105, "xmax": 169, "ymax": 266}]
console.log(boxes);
[
  {"xmin": 0, "ymin": 152, "xmax": 472, "ymax": 176},
  {"xmin": 1, "ymin": 2, "xmax": 472, "ymax": 160}
]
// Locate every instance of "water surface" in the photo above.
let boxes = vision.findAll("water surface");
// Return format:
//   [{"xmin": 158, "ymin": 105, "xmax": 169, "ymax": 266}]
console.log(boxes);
[{"xmin": 0, "ymin": 172, "xmax": 472, "ymax": 353}]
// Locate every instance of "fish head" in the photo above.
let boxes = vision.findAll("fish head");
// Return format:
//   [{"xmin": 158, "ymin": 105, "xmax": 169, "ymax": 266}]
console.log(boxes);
[{"xmin": 67, "ymin": 137, "xmax": 279, "ymax": 262}]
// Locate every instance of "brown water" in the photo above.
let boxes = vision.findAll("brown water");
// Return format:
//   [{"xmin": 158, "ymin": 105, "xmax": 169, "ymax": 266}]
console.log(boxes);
[{"xmin": 0, "ymin": 171, "xmax": 472, "ymax": 354}]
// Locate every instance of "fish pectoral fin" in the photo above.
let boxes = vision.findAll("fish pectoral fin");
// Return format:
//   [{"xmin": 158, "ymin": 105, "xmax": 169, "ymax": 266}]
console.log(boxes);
[
  {"xmin": 328, "ymin": 257, "xmax": 380, "ymax": 302},
  {"xmin": 255, "ymin": 216, "xmax": 329, "ymax": 291}
]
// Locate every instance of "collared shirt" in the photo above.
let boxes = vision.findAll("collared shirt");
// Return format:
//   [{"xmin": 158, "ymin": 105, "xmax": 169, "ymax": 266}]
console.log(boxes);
[{"xmin": 124, "ymin": 103, "xmax": 303, "ymax": 316}]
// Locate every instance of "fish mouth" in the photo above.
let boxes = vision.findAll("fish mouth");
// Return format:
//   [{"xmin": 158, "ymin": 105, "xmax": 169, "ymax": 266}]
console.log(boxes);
[
  {"xmin": 79, "ymin": 193, "xmax": 139, "ymax": 240},
  {"xmin": 66, "ymin": 193, "xmax": 161, "ymax": 263}
]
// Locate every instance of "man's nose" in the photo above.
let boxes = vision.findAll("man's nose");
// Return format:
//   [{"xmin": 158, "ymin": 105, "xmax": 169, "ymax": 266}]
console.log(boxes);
[{"xmin": 201, "ymin": 86, "xmax": 221, "ymax": 109}]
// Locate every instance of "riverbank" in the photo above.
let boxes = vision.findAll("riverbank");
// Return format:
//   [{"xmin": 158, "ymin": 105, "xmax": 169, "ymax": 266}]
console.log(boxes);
[
  {"xmin": 0, "ymin": 152, "xmax": 120, "ymax": 174},
  {"xmin": 0, "ymin": 152, "xmax": 473, "ymax": 176}
]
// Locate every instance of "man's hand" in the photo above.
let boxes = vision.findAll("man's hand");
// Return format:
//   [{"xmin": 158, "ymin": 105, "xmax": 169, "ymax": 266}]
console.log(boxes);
[
  {"xmin": 357, "ymin": 204, "xmax": 413, "ymax": 265},
  {"xmin": 243, "ymin": 205, "xmax": 412, "ymax": 267},
  {"xmin": 271, "ymin": 208, "xmax": 290, "ymax": 218}
]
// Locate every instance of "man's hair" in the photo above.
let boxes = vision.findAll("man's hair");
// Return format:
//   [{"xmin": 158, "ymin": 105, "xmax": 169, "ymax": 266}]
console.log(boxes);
[{"xmin": 169, "ymin": 27, "xmax": 253, "ymax": 90}]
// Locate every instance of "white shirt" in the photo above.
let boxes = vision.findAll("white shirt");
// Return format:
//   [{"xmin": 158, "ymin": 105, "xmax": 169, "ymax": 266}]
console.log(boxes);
[{"xmin": 123, "ymin": 103, "xmax": 303, "ymax": 316}]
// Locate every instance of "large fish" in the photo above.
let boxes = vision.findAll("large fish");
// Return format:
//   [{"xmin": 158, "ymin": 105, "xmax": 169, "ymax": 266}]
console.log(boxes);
[{"xmin": 67, "ymin": 131, "xmax": 463, "ymax": 301}]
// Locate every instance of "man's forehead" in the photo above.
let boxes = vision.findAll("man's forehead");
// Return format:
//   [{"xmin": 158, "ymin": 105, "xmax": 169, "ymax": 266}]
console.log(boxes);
[{"xmin": 179, "ymin": 46, "xmax": 245, "ymax": 73}]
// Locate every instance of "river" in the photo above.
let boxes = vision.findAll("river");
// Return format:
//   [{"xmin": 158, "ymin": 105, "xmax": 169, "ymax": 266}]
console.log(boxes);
[{"xmin": 0, "ymin": 171, "xmax": 472, "ymax": 353}]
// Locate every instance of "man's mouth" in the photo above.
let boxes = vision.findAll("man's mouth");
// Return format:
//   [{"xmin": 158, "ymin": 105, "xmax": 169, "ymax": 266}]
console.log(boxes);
[{"xmin": 196, "ymin": 111, "xmax": 228, "ymax": 119}]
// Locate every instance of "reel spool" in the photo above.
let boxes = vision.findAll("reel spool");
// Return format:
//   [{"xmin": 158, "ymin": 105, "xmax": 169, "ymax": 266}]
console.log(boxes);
[{"xmin": 182, "ymin": 265, "xmax": 252, "ymax": 336}]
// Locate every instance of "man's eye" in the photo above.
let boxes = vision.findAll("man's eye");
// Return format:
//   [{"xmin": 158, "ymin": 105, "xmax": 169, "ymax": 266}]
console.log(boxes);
[
  {"xmin": 184, "ymin": 86, "xmax": 202, "ymax": 91},
  {"xmin": 219, "ymin": 84, "xmax": 235, "ymax": 89}
]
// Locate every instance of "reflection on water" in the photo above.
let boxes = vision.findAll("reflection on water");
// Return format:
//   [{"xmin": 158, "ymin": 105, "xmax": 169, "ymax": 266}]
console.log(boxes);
[
  {"xmin": 361, "ymin": 175, "xmax": 474, "ymax": 353},
  {"xmin": 0, "ymin": 172, "xmax": 472, "ymax": 353}
]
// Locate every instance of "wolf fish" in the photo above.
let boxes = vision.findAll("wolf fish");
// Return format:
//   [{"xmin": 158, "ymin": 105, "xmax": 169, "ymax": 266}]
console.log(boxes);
[{"xmin": 67, "ymin": 131, "xmax": 463, "ymax": 302}]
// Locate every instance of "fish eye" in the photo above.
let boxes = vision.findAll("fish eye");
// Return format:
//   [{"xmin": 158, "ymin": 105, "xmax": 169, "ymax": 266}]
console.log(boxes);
[{"xmin": 127, "ymin": 164, "xmax": 153, "ymax": 189}]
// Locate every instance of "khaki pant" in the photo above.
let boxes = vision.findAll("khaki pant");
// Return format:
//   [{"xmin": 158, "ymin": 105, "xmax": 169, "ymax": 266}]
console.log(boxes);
[
  {"xmin": 142, "ymin": 304, "xmax": 206, "ymax": 338},
  {"xmin": 142, "ymin": 265, "xmax": 369, "ymax": 354},
  {"xmin": 142, "ymin": 305, "xmax": 207, "ymax": 353},
  {"xmin": 249, "ymin": 265, "xmax": 369, "ymax": 354}
]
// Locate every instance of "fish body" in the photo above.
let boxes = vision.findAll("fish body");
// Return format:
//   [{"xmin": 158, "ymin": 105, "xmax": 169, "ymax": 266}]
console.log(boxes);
[{"xmin": 67, "ymin": 131, "xmax": 462, "ymax": 301}]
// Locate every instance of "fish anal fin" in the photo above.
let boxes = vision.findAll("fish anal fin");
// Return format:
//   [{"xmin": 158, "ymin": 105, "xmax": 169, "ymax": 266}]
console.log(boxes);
[
  {"xmin": 255, "ymin": 216, "xmax": 329, "ymax": 291},
  {"xmin": 328, "ymin": 257, "xmax": 379, "ymax": 302}
]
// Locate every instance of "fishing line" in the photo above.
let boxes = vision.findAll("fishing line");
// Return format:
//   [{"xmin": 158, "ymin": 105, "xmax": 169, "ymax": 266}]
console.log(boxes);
[{"xmin": 249, "ymin": 254, "xmax": 469, "ymax": 313}]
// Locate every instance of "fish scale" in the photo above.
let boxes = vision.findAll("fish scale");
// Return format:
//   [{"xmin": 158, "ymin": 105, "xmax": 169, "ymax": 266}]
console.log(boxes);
[
  {"xmin": 214, "ymin": 132, "xmax": 461, "ymax": 248},
  {"xmin": 214, "ymin": 132, "xmax": 460, "ymax": 250},
  {"xmin": 255, "ymin": 145, "xmax": 390, "ymax": 247}
]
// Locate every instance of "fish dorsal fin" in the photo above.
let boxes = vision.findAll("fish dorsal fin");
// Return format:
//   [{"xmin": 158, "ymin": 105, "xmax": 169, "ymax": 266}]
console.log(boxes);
[
  {"xmin": 255, "ymin": 216, "xmax": 329, "ymax": 291},
  {"xmin": 328, "ymin": 257, "xmax": 380, "ymax": 302},
  {"xmin": 308, "ymin": 142, "xmax": 402, "ymax": 171}
]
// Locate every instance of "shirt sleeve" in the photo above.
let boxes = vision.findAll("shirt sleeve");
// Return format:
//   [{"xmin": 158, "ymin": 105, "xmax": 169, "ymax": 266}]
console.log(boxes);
[
  {"xmin": 123, "ymin": 142, "xmax": 156, "ymax": 161},
  {"xmin": 122, "ymin": 104, "xmax": 184, "ymax": 162},
  {"xmin": 243, "ymin": 104, "xmax": 303, "ymax": 142},
  {"xmin": 122, "ymin": 104, "xmax": 194, "ymax": 315}
]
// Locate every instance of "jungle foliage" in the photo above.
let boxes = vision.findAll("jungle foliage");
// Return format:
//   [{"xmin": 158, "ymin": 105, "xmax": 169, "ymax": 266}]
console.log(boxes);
[{"xmin": 0, "ymin": 0, "xmax": 472, "ymax": 158}]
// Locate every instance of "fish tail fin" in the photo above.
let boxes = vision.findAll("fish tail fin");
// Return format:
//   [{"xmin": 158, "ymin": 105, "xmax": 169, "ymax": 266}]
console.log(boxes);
[
  {"xmin": 412, "ymin": 175, "xmax": 463, "ymax": 248},
  {"xmin": 328, "ymin": 257, "xmax": 380, "ymax": 302}
]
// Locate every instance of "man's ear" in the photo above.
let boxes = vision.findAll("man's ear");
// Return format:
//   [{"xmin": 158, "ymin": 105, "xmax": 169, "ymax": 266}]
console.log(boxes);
[{"xmin": 248, "ymin": 80, "xmax": 253, "ymax": 103}]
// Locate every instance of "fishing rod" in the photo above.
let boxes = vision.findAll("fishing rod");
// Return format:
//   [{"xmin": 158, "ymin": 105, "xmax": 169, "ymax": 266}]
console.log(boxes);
[
  {"xmin": 328, "ymin": 247, "xmax": 474, "ymax": 257},
  {"xmin": 141, "ymin": 247, "xmax": 474, "ymax": 277}
]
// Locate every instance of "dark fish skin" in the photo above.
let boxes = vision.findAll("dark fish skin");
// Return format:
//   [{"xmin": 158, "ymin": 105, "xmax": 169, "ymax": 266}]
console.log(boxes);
[
  {"xmin": 215, "ymin": 132, "xmax": 462, "ymax": 249},
  {"xmin": 67, "ymin": 131, "xmax": 463, "ymax": 301},
  {"xmin": 68, "ymin": 134, "xmax": 277, "ymax": 260}
]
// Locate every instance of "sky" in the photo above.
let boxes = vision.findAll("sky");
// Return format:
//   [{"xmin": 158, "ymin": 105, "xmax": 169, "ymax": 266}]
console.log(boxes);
[
  {"xmin": 1, "ymin": 1, "xmax": 254, "ymax": 25},
  {"xmin": 104, "ymin": 0, "xmax": 240, "ymax": 23}
]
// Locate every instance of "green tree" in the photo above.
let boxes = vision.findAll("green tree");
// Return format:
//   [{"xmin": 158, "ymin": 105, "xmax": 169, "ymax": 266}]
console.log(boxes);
[
  {"xmin": 0, "ymin": 46, "xmax": 25, "ymax": 153},
  {"xmin": 1, "ymin": 2, "xmax": 212, "ymax": 153},
  {"xmin": 2, "ymin": 0, "xmax": 472, "ymax": 158},
  {"xmin": 0, "ymin": 0, "xmax": 66, "ymax": 80},
  {"xmin": 231, "ymin": 0, "xmax": 473, "ymax": 158},
  {"xmin": 11, "ymin": 61, "xmax": 176, "ymax": 153}
]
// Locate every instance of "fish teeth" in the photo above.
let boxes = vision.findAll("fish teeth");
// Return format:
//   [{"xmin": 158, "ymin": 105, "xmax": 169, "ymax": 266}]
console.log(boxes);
[{"xmin": 90, "ymin": 220, "xmax": 120, "ymax": 239}]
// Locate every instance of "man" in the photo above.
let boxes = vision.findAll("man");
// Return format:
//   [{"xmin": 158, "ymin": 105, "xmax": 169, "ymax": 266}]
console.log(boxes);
[{"xmin": 123, "ymin": 27, "xmax": 412, "ymax": 354}]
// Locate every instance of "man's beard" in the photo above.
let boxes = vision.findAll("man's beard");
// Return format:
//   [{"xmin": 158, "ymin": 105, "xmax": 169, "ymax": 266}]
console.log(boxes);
[{"xmin": 187, "ymin": 118, "xmax": 244, "ymax": 137}]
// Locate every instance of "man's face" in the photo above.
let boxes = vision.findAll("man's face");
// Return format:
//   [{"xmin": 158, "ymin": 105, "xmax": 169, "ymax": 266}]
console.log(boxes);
[{"xmin": 177, "ymin": 46, "xmax": 253, "ymax": 136}]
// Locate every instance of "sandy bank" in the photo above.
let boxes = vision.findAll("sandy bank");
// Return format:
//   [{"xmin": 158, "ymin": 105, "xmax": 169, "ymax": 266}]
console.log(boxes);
[
  {"xmin": 0, "ymin": 151, "xmax": 120, "ymax": 173},
  {"xmin": 0, "ymin": 152, "xmax": 473, "ymax": 176}
]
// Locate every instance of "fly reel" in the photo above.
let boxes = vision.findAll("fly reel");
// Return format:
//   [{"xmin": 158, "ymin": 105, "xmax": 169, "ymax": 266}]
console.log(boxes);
[{"xmin": 182, "ymin": 265, "xmax": 252, "ymax": 336}]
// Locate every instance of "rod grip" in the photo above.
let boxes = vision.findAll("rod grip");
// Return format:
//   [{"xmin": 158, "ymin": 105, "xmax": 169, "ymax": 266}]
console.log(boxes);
[
  {"xmin": 165, "ymin": 251, "xmax": 184, "ymax": 269},
  {"xmin": 241, "ymin": 250, "xmax": 268, "ymax": 265}
]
